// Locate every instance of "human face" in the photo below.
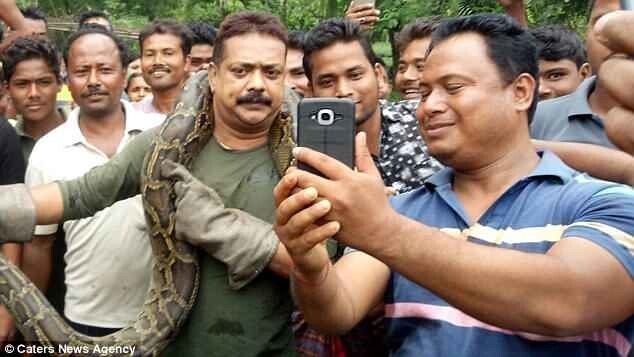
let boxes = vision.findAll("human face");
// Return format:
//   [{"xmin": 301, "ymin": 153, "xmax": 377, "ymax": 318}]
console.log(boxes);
[
  {"xmin": 538, "ymin": 59, "xmax": 590, "ymax": 100},
  {"xmin": 126, "ymin": 75, "xmax": 151, "ymax": 102},
  {"xmin": 187, "ymin": 44, "xmax": 214, "ymax": 73},
  {"xmin": 7, "ymin": 58, "xmax": 60, "ymax": 123},
  {"xmin": 209, "ymin": 33, "xmax": 286, "ymax": 134},
  {"xmin": 417, "ymin": 33, "xmax": 533, "ymax": 169},
  {"xmin": 309, "ymin": 41, "xmax": 381, "ymax": 125},
  {"xmin": 141, "ymin": 33, "xmax": 187, "ymax": 93},
  {"xmin": 10, "ymin": 18, "xmax": 47, "ymax": 39},
  {"xmin": 586, "ymin": 0, "xmax": 620, "ymax": 73},
  {"xmin": 67, "ymin": 34, "xmax": 125, "ymax": 118},
  {"xmin": 127, "ymin": 58, "xmax": 142, "ymax": 74},
  {"xmin": 395, "ymin": 37, "xmax": 430, "ymax": 100},
  {"xmin": 394, "ymin": 37, "xmax": 431, "ymax": 100},
  {"xmin": 285, "ymin": 48, "xmax": 311, "ymax": 97}
]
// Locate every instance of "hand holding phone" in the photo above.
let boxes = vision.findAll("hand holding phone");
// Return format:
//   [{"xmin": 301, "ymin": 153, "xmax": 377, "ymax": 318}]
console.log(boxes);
[
  {"xmin": 345, "ymin": 0, "xmax": 380, "ymax": 30},
  {"xmin": 297, "ymin": 98, "xmax": 356, "ymax": 176}
]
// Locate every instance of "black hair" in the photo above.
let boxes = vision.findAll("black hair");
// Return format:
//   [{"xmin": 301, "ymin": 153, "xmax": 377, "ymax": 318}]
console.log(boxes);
[
  {"xmin": 2, "ymin": 37, "xmax": 60, "ymax": 82},
  {"xmin": 395, "ymin": 17, "xmax": 441, "ymax": 55},
  {"xmin": 64, "ymin": 24, "xmax": 129, "ymax": 69},
  {"xmin": 139, "ymin": 20, "xmax": 194, "ymax": 56},
  {"xmin": 288, "ymin": 30, "xmax": 307, "ymax": 51},
  {"xmin": 303, "ymin": 18, "xmax": 377, "ymax": 81},
  {"xmin": 77, "ymin": 10, "xmax": 112, "ymax": 31},
  {"xmin": 530, "ymin": 25, "xmax": 587, "ymax": 68},
  {"xmin": 21, "ymin": 6, "xmax": 47, "ymax": 25},
  {"xmin": 430, "ymin": 14, "xmax": 539, "ymax": 122},
  {"xmin": 187, "ymin": 21, "xmax": 217, "ymax": 46},
  {"xmin": 212, "ymin": 11, "xmax": 288, "ymax": 65}
]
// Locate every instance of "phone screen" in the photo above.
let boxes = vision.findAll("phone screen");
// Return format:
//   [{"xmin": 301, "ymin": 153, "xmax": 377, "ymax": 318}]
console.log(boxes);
[{"xmin": 621, "ymin": 0, "xmax": 634, "ymax": 10}]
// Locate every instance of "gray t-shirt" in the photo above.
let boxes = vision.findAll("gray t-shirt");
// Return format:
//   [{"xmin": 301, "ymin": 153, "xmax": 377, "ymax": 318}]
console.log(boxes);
[{"xmin": 530, "ymin": 76, "xmax": 616, "ymax": 148}]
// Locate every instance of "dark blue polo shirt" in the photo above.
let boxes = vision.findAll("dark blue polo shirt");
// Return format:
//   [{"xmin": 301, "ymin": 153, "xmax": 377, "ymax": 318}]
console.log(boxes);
[{"xmin": 385, "ymin": 151, "xmax": 634, "ymax": 357}]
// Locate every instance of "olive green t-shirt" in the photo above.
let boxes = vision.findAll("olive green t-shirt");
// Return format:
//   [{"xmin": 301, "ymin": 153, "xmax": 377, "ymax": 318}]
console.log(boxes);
[{"xmin": 60, "ymin": 127, "xmax": 294, "ymax": 356}]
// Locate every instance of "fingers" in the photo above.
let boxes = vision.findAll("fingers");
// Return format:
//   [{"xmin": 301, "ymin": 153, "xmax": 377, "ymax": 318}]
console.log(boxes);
[
  {"xmin": 355, "ymin": 132, "xmax": 382, "ymax": 178},
  {"xmin": 599, "ymin": 56, "xmax": 634, "ymax": 111},
  {"xmin": 299, "ymin": 221, "xmax": 341, "ymax": 251},
  {"xmin": 292, "ymin": 147, "xmax": 353, "ymax": 180},
  {"xmin": 276, "ymin": 187, "xmax": 319, "ymax": 226},
  {"xmin": 274, "ymin": 174, "xmax": 299, "ymax": 207},
  {"xmin": 595, "ymin": 11, "xmax": 634, "ymax": 55},
  {"xmin": 348, "ymin": 8, "xmax": 380, "ymax": 18},
  {"xmin": 286, "ymin": 199, "xmax": 333, "ymax": 237},
  {"xmin": 347, "ymin": 4, "xmax": 377, "ymax": 14}
]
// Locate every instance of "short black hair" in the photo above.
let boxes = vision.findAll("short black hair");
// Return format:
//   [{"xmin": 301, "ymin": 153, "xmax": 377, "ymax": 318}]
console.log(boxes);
[
  {"xmin": 212, "ymin": 11, "xmax": 288, "ymax": 65},
  {"xmin": 64, "ymin": 25, "xmax": 129, "ymax": 69},
  {"xmin": 187, "ymin": 21, "xmax": 217, "ymax": 46},
  {"xmin": 139, "ymin": 20, "xmax": 193, "ymax": 56},
  {"xmin": 303, "ymin": 18, "xmax": 377, "ymax": 81},
  {"xmin": 77, "ymin": 10, "xmax": 112, "ymax": 31},
  {"xmin": 2, "ymin": 37, "xmax": 60, "ymax": 82},
  {"xmin": 21, "ymin": 6, "xmax": 47, "ymax": 25},
  {"xmin": 288, "ymin": 30, "xmax": 307, "ymax": 51},
  {"xmin": 430, "ymin": 14, "xmax": 539, "ymax": 122},
  {"xmin": 395, "ymin": 17, "xmax": 441, "ymax": 55},
  {"xmin": 530, "ymin": 25, "xmax": 587, "ymax": 68}
]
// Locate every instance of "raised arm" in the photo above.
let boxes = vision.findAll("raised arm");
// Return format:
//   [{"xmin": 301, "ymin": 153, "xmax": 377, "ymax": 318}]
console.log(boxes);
[
  {"xmin": 533, "ymin": 140, "xmax": 634, "ymax": 185},
  {"xmin": 0, "ymin": 0, "xmax": 26, "ymax": 31},
  {"xmin": 498, "ymin": 0, "xmax": 527, "ymax": 27}
]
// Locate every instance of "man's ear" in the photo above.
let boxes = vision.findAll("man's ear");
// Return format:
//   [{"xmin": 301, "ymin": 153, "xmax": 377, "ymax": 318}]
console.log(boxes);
[
  {"xmin": 375, "ymin": 63, "xmax": 389, "ymax": 99},
  {"xmin": 185, "ymin": 55, "xmax": 193, "ymax": 72},
  {"xmin": 579, "ymin": 62, "xmax": 592, "ymax": 78},
  {"xmin": 207, "ymin": 61, "xmax": 217, "ymax": 93},
  {"xmin": 512, "ymin": 73, "xmax": 537, "ymax": 113}
]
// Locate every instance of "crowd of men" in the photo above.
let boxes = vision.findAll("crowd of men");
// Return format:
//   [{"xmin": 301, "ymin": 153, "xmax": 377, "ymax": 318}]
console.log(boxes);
[{"xmin": 0, "ymin": 0, "xmax": 632, "ymax": 356}]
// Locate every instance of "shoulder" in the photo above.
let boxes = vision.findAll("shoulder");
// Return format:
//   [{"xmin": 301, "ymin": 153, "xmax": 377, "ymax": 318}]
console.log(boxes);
[
  {"xmin": 382, "ymin": 100, "xmax": 419, "ymax": 120},
  {"xmin": 124, "ymin": 101, "xmax": 164, "ymax": 131}
]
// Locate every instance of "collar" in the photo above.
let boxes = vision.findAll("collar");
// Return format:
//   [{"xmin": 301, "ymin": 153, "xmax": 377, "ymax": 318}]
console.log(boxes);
[
  {"xmin": 424, "ymin": 150, "xmax": 575, "ymax": 190},
  {"xmin": 12, "ymin": 108, "xmax": 67, "ymax": 139},
  {"xmin": 63, "ymin": 100, "xmax": 146, "ymax": 147},
  {"xmin": 566, "ymin": 76, "xmax": 596, "ymax": 120}
]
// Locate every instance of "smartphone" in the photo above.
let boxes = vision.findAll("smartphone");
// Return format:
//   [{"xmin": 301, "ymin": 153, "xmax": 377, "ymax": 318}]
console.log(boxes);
[
  {"xmin": 621, "ymin": 0, "xmax": 634, "ymax": 10},
  {"xmin": 297, "ymin": 98, "xmax": 356, "ymax": 176}
]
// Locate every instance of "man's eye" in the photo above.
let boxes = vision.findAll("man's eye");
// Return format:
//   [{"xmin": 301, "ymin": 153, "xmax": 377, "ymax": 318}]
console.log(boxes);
[{"xmin": 546, "ymin": 72, "xmax": 564, "ymax": 81}]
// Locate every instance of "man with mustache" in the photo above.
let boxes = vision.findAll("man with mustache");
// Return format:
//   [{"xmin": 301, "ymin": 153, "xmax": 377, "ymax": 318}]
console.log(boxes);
[
  {"xmin": 0, "ymin": 11, "xmax": 299, "ymax": 356},
  {"xmin": 19, "ymin": 25, "xmax": 161, "ymax": 337},
  {"xmin": 135, "ymin": 20, "xmax": 192, "ymax": 117}
]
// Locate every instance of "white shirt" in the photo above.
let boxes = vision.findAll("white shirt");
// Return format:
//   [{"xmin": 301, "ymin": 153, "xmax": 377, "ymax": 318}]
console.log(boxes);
[{"xmin": 26, "ymin": 101, "xmax": 163, "ymax": 328}]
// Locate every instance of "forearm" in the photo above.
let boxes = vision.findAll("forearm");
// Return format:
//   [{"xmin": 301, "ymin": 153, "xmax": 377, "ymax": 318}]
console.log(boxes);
[
  {"xmin": 267, "ymin": 243, "xmax": 293, "ymax": 278},
  {"xmin": 21, "ymin": 236, "xmax": 54, "ymax": 291},
  {"xmin": 375, "ymin": 216, "xmax": 600, "ymax": 336},
  {"xmin": 31, "ymin": 183, "xmax": 64, "ymax": 225},
  {"xmin": 534, "ymin": 140, "xmax": 634, "ymax": 185},
  {"xmin": 0, "ymin": 0, "xmax": 25, "ymax": 30},
  {"xmin": 502, "ymin": 1, "xmax": 527, "ymax": 27},
  {"xmin": 292, "ymin": 262, "xmax": 358, "ymax": 334},
  {"xmin": 1, "ymin": 244, "xmax": 22, "ymax": 267}
]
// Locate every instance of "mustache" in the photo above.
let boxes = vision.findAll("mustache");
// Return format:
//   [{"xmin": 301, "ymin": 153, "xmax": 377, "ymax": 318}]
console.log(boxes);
[
  {"xmin": 149, "ymin": 65, "xmax": 171, "ymax": 74},
  {"xmin": 82, "ymin": 87, "xmax": 109, "ymax": 97},
  {"xmin": 236, "ymin": 92, "xmax": 272, "ymax": 106}
]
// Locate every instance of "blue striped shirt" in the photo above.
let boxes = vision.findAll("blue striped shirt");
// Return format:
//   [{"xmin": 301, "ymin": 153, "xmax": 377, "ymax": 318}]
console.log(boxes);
[{"xmin": 386, "ymin": 151, "xmax": 634, "ymax": 357}]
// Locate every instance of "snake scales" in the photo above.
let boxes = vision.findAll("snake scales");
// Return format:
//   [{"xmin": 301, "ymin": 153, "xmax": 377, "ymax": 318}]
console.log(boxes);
[{"xmin": 0, "ymin": 71, "xmax": 295, "ymax": 356}]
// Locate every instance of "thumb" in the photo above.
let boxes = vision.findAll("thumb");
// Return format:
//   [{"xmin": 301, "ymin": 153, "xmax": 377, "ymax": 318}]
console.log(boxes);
[{"xmin": 355, "ymin": 132, "xmax": 381, "ymax": 177}]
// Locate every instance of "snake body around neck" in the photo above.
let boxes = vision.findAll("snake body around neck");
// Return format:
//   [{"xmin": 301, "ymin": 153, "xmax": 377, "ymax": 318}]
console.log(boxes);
[{"xmin": 0, "ymin": 71, "xmax": 295, "ymax": 356}]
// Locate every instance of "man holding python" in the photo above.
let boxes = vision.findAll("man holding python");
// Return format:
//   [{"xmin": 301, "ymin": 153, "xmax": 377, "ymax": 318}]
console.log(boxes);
[{"xmin": 0, "ymin": 11, "xmax": 298, "ymax": 357}]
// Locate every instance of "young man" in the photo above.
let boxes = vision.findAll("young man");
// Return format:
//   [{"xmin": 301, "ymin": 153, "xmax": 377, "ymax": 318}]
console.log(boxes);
[
  {"xmin": 303, "ymin": 19, "xmax": 443, "ymax": 193},
  {"xmin": 2, "ymin": 37, "xmax": 65, "ymax": 161},
  {"xmin": 23, "ymin": 26, "xmax": 161, "ymax": 337},
  {"xmin": 393, "ymin": 18, "xmax": 439, "ymax": 100},
  {"xmin": 135, "ymin": 20, "xmax": 192, "ymax": 116},
  {"xmin": 186, "ymin": 21, "xmax": 216, "ymax": 73},
  {"xmin": 285, "ymin": 30, "xmax": 311, "ymax": 98},
  {"xmin": 530, "ymin": 25, "xmax": 591, "ymax": 101},
  {"xmin": 531, "ymin": 0, "xmax": 624, "ymax": 148},
  {"xmin": 0, "ymin": 11, "xmax": 299, "ymax": 356},
  {"xmin": 276, "ymin": 14, "xmax": 634, "ymax": 357},
  {"xmin": 17, "ymin": 6, "xmax": 47, "ymax": 38},
  {"xmin": 77, "ymin": 10, "xmax": 112, "ymax": 31}
]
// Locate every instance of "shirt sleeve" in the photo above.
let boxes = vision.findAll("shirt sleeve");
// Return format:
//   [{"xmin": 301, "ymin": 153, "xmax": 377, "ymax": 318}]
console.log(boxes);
[
  {"xmin": 562, "ymin": 184, "xmax": 634, "ymax": 277},
  {"xmin": 0, "ymin": 120, "xmax": 25, "ymax": 184},
  {"xmin": 60, "ymin": 127, "xmax": 157, "ymax": 221},
  {"xmin": 25, "ymin": 162, "xmax": 59, "ymax": 235}
]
